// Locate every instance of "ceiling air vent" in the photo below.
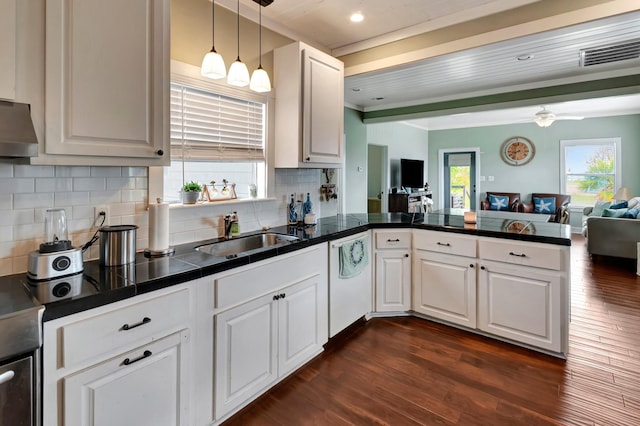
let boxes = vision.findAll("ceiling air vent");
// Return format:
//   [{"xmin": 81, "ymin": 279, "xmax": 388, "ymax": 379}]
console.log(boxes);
[{"xmin": 580, "ymin": 39, "xmax": 640, "ymax": 67}]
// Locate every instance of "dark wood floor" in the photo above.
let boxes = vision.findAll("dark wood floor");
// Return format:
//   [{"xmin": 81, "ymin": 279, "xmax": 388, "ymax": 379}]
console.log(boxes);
[{"xmin": 224, "ymin": 235, "xmax": 640, "ymax": 425}]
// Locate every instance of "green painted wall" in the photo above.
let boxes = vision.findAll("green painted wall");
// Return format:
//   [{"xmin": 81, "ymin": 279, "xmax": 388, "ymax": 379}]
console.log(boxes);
[
  {"xmin": 428, "ymin": 114, "xmax": 640, "ymax": 214},
  {"xmin": 344, "ymin": 108, "xmax": 368, "ymax": 213}
]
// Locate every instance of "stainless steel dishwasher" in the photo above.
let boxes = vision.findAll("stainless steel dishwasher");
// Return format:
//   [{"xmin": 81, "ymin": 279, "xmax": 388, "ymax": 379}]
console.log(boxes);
[{"xmin": 0, "ymin": 278, "xmax": 44, "ymax": 426}]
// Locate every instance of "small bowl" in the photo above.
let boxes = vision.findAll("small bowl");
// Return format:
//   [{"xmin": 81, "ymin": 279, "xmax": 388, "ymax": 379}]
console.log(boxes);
[{"xmin": 304, "ymin": 213, "xmax": 317, "ymax": 225}]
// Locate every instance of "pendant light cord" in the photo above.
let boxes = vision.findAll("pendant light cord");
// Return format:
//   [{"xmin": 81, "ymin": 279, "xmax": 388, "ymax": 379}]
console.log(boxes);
[
  {"xmin": 236, "ymin": 0, "xmax": 241, "ymax": 61},
  {"xmin": 258, "ymin": 3, "xmax": 262, "ymax": 67},
  {"xmin": 211, "ymin": 0, "xmax": 215, "ymax": 50}
]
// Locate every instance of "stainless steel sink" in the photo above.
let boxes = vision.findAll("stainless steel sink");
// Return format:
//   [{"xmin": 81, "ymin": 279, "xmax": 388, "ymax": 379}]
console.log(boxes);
[{"xmin": 195, "ymin": 233, "xmax": 300, "ymax": 257}]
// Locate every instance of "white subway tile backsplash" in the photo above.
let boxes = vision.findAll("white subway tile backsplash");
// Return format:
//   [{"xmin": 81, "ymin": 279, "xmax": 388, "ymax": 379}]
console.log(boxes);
[
  {"xmin": 122, "ymin": 167, "xmax": 147, "ymax": 177},
  {"xmin": 73, "ymin": 178, "xmax": 107, "ymax": 191},
  {"xmin": 0, "ymin": 164, "xmax": 13, "ymax": 178},
  {"xmin": 14, "ymin": 223, "xmax": 40, "ymax": 241},
  {"xmin": 14, "ymin": 193, "xmax": 54, "ymax": 210},
  {"xmin": 89, "ymin": 191, "xmax": 122, "ymax": 204},
  {"xmin": 0, "ymin": 258, "xmax": 11, "ymax": 276},
  {"xmin": 5, "ymin": 210, "xmax": 35, "ymax": 225},
  {"xmin": 106, "ymin": 177, "xmax": 135, "ymax": 191},
  {"xmin": 15, "ymin": 164, "xmax": 55, "ymax": 178},
  {"xmin": 55, "ymin": 166, "xmax": 91, "ymax": 177},
  {"xmin": 0, "ymin": 226, "xmax": 12, "ymax": 243},
  {"xmin": 54, "ymin": 191, "xmax": 90, "ymax": 206},
  {"xmin": 0, "ymin": 178, "xmax": 34, "ymax": 193},
  {"xmin": 36, "ymin": 178, "xmax": 73, "ymax": 193},
  {"xmin": 90, "ymin": 167, "xmax": 122, "ymax": 177},
  {"xmin": 121, "ymin": 189, "xmax": 146, "ymax": 203}
]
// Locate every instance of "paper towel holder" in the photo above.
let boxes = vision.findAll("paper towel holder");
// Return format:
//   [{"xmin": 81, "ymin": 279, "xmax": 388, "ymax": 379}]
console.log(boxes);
[{"xmin": 144, "ymin": 198, "xmax": 175, "ymax": 257}]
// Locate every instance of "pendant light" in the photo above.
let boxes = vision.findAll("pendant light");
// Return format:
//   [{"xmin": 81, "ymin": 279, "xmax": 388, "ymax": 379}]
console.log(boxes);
[
  {"xmin": 250, "ymin": 2, "xmax": 271, "ymax": 92},
  {"xmin": 227, "ymin": 0, "xmax": 250, "ymax": 87},
  {"xmin": 201, "ymin": 0, "xmax": 226, "ymax": 79}
]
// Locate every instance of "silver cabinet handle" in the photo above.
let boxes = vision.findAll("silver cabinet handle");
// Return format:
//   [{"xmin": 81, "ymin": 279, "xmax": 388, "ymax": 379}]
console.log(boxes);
[{"xmin": 0, "ymin": 370, "xmax": 15, "ymax": 385}]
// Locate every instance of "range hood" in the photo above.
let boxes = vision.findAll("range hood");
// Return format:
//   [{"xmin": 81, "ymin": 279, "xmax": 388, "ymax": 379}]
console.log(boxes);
[{"xmin": 0, "ymin": 101, "xmax": 38, "ymax": 158}]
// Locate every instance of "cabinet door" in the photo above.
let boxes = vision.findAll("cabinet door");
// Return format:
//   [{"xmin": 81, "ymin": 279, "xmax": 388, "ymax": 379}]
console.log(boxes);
[
  {"xmin": 63, "ymin": 331, "xmax": 189, "ymax": 426},
  {"xmin": 215, "ymin": 294, "xmax": 278, "ymax": 420},
  {"xmin": 478, "ymin": 261, "xmax": 562, "ymax": 352},
  {"xmin": 278, "ymin": 273, "xmax": 328, "ymax": 376},
  {"xmin": 0, "ymin": 0, "xmax": 15, "ymax": 100},
  {"xmin": 413, "ymin": 250, "xmax": 477, "ymax": 328},
  {"xmin": 375, "ymin": 250, "xmax": 411, "ymax": 312},
  {"xmin": 45, "ymin": 0, "xmax": 169, "ymax": 163},
  {"xmin": 302, "ymin": 48, "xmax": 343, "ymax": 164}
]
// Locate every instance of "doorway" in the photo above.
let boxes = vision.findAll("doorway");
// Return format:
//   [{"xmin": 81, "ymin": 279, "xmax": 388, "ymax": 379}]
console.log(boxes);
[
  {"xmin": 438, "ymin": 148, "xmax": 479, "ymax": 210},
  {"xmin": 367, "ymin": 145, "xmax": 388, "ymax": 213}
]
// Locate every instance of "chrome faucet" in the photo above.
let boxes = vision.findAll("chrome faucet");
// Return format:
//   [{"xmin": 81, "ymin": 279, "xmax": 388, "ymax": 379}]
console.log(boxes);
[{"xmin": 224, "ymin": 214, "xmax": 237, "ymax": 239}]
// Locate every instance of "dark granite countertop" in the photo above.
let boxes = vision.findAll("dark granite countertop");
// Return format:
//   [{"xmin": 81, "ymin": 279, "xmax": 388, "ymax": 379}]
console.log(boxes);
[{"xmin": 2, "ymin": 212, "xmax": 570, "ymax": 321}]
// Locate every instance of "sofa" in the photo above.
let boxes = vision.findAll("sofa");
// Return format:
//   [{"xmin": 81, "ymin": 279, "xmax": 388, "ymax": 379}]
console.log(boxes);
[{"xmin": 583, "ymin": 198, "xmax": 640, "ymax": 259}]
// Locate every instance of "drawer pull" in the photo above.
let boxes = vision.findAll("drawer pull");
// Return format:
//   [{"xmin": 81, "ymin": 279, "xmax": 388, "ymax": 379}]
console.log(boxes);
[
  {"xmin": 387, "ymin": 238, "xmax": 400, "ymax": 242},
  {"xmin": 121, "ymin": 317, "xmax": 151, "ymax": 331},
  {"xmin": 122, "ymin": 350, "xmax": 152, "ymax": 366},
  {"xmin": 437, "ymin": 242, "xmax": 451, "ymax": 247},
  {"xmin": 508, "ymin": 252, "xmax": 527, "ymax": 258}
]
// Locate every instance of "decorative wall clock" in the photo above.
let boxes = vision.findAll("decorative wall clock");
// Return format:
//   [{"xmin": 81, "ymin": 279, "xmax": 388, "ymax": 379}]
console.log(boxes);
[{"xmin": 500, "ymin": 136, "xmax": 535, "ymax": 166}]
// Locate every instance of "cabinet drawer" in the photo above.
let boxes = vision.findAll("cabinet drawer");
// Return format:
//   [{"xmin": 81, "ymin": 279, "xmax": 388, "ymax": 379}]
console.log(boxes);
[
  {"xmin": 375, "ymin": 230, "xmax": 411, "ymax": 249},
  {"xmin": 60, "ymin": 288, "xmax": 189, "ymax": 368},
  {"xmin": 478, "ymin": 239, "xmax": 566, "ymax": 271},
  {"xmin": 413, "ymin": 230, "xmax": 476, "ymax": 257},
  {"xmin": 215, "ymin": 244, "xmax": 327, "ymax": 310}
]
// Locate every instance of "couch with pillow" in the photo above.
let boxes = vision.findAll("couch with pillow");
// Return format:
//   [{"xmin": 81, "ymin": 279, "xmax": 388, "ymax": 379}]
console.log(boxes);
[
  {"xmin": 480, "ymin": 192, "xmax": 522, "ymax": 212},
  {"xmin": 522, "ymin": 193, "xmax": 571, "ymax": 223},
  {"xmin": 582, "ymin": 197, "xmax": 640, "ymax": 259}
]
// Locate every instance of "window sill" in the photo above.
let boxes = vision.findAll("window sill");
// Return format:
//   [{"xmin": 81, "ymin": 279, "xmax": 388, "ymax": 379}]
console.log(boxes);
[{"xmin": 169, "ymin": 197, "xmax": 277, "ymax": 209}]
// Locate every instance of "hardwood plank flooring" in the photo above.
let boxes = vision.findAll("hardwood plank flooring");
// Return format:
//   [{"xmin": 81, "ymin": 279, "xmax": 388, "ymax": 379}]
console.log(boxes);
[{"xmin": 223, "ymin": 235, "xmax": 640, "ymax": 425}]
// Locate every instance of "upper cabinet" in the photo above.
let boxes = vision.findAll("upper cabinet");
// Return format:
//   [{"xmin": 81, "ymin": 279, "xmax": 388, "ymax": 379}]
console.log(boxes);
[
  {"xmin": 274, "ymin": 41, "xmax": 344, "ymax": 168},
  {"xmin": 44, "ymin": 0, "xmax": 169, "ymax": 166},
  {"xmin": 0, "ymin": 0, "xmax": 16, "ymax": 100}
]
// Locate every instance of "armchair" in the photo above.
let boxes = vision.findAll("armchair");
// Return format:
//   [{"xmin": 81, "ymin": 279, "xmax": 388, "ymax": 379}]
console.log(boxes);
[
  {"xmin": 480, "ymin": 192, "xmax": 522, "ymax": 212},
  {"xmin": 522, "ymin": 193, "xmax": 571, "ymax": 223}
]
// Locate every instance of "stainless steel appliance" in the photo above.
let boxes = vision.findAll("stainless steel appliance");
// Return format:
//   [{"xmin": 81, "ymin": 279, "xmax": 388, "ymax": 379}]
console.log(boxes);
[
  {"xmin": 27, "ymin": 209, "xmax": 83, "ymax": 281},
  {"xmin": 0, "ymin": 278, "xmax": 44, "ymax": 426},
  {"xmin": 99, "ymin": 225, "xmax": 138, "ymax": 266}
]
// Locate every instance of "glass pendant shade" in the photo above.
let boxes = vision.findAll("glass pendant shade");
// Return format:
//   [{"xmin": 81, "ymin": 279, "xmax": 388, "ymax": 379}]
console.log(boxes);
[
  {"xmin": 250, "ymin": 66, "xmax": 271, "ymax": 92},
  {"xmin": 228, "ymin": 59, "xmax": 250, "ymax": 87},
  {"xmin": 201, "ymin": 49, "xmax": 227, "ymax": 79}
]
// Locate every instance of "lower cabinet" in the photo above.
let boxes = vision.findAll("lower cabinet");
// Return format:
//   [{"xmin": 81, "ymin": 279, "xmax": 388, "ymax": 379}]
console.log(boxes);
[
  {"xmin": 374, "ymin": 230, "xmax": 412, "ymax": 312},
  {"xmin": 42, "ymin": 284, "xmax": 194, "ymax": 426},
  {"xmin": 63, "ymin": 331, "xmax": 189, "ymax": 426},
  {"xmin": 412, "ymin": 250, "xmax": 477, "ymax": 328},
  {"xmin": 214, "ymin": 274, "xmax": 326, "ymax": 420},
  {"xmin": 477, "ymin": 260, "xmax": 563, "ymax": 353}
]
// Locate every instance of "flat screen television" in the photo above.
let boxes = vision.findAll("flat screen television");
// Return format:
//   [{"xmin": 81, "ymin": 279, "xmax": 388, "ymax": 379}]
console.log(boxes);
[{"xmin": 400, "ymin": 158, "xmax": 424, "ymax": 191}]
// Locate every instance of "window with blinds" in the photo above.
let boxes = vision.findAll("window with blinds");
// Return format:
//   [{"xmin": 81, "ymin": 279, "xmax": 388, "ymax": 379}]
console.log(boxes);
[{"xmin": 170, "ymin": 83, "xmax": 265, "ymax": 161}]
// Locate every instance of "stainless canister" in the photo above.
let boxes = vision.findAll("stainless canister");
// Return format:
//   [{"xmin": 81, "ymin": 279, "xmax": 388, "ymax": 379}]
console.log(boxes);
[{"xmin": 99, "ymin": 225, "xmax": 138, "ymax": 266}]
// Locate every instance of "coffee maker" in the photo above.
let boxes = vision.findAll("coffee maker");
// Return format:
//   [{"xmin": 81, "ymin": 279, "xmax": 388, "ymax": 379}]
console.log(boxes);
[{"xmin": 27, "ymin": 208, "xmax": 84, "ymax": 280}]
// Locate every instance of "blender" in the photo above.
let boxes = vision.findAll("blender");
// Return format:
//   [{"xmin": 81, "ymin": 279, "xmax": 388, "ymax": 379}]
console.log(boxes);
[{"xmin": 27, "ymin": 208, "xmax": 84, "ymax": 281}]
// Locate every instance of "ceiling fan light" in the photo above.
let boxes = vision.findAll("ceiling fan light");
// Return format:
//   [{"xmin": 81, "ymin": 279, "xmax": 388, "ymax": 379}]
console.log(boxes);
[
  {"xmin": 250, "ymin": 66, "xmax": 271, "ymax": 92},
  {"xmin": 201, "ymin": 49, "xmax": 227, "ymax": 79},
  {"xmin": 535, "ymin": 116, "xmax": 554, "ymax": 127},
  {"xmin": 228, "ymin": 58, "xmax": 250, "ymax": 87}
]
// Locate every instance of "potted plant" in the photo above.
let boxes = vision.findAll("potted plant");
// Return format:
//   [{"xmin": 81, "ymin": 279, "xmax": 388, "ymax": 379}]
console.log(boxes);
[{"xmin": 181, "ymin": 181, "xmax": 202, "ymax": 204}]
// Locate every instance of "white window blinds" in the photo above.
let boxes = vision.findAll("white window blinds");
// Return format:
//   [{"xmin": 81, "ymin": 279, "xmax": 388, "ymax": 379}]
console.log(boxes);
[{"xmin": 170, "ymin": 83, "xmax": 265, "ymax": 161}]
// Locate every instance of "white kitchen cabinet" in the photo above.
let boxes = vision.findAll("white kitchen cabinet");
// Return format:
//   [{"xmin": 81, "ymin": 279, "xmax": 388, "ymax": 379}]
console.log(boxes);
[
  {"xmin": 43, "ymin": 284, "xmax": 194, "ymax": 426},
  {"xmin": 44, "ymin": 0, "xmax": 169, "ymax": 165},
  {"xmin": 477, "ymin": 238, "xmax": 569, "ymax": 354},
  {"xmin": 0, "ymin": 0, "xmax": 16, "ymax": 100},
  {"xmin": 63, "ymin": 330, "xmax": 189, "ymax": 426},
  {"xmin": 413, "ymin": 250, "xmax": 477, "ymax": 328},
  {"xmin": 274, "ymin": 41, "xmax": 344, "ymax": 167},
  {"xmin": 374, "ymin": 230, "xmax": 411, "ymax": 312},
  {"xmin": 199, "ymin": 244, "xmax": 328, "ymax": 423},
  {"xmin": 412, "ymin": 230, "xmax": 478, "ymax": 328}
]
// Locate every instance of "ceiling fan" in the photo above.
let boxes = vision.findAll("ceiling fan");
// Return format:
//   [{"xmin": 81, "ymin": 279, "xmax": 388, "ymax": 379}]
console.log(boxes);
[{"xmin": 534, "ymin": 106, "xmax": 584, "ymax": 127}]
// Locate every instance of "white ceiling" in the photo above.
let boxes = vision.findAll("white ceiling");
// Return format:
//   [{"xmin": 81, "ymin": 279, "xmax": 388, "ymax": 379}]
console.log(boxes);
[{"xmin": 223, "ymin": 0, "xmax": 640, "ymax": 130}]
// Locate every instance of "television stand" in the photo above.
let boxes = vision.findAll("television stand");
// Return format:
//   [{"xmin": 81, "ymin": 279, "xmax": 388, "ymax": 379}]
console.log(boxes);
[{"xmin": 389, "ymin": 191, "xmax": 432, "ymax": 213}]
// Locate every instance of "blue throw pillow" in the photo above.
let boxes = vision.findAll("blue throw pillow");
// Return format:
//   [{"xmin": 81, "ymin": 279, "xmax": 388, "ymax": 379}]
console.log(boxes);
[
  {"xmin": 622, "ymin": 208, "xmax": 639, "ymax": 219},
  {"xmin": 533, "ymin": 197, "xmax": 556, "ymax": 214},
  {"xmin": 603, "ymin": 208, "xmax": 628, "ymax": 218},
  {"xmin": 489, "ymin": 195, "xmax": 509, "ymax": 211},
  {"xmin": 609, "ymin": 201, "xmax": 628, "ymax": 209}
]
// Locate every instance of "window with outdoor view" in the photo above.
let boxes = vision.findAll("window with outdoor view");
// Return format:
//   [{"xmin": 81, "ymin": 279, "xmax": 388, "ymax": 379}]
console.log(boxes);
[{"xmin": 560, "ymin": 138, "xmax": 621, "ymax": 207}]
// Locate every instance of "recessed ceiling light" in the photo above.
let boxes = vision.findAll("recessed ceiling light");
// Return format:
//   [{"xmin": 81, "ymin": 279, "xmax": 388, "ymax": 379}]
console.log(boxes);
[
  {"xmin": 372, "ymin": 97, "xmax": 384, "ymax": 101},
  {"xmin": 516, "ymin": 53, "xmax": 534, "ymax": 61},
  {"xmin": 350, "ymin": 12, "xmax": 364, "ymax": 23},
  {"xmin": 351, "ymin": 88, "xmax": 361, "ymax": 92}
]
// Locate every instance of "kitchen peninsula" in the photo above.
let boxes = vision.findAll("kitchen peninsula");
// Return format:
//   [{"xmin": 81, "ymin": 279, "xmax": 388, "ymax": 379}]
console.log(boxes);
[{"xmin": 8, "ymin": 212, "xmax": 571, "ymax": 425}]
